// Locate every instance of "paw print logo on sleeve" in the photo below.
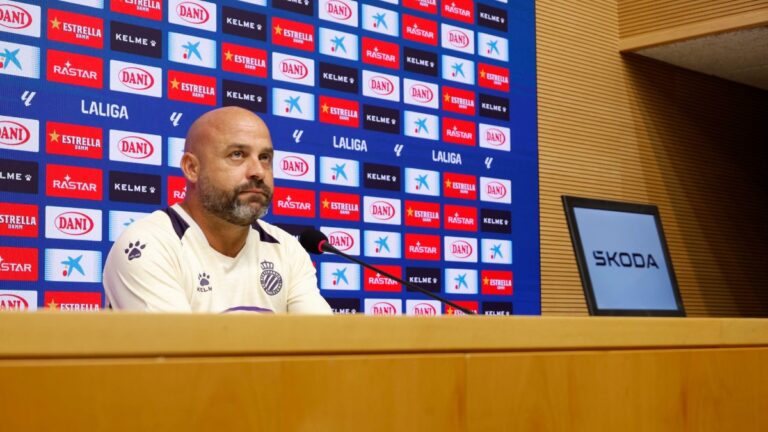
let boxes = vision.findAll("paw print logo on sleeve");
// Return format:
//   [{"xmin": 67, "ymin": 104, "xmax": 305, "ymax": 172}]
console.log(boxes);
[
  {"xmin": 197, "ymin": 273, "xmax": 212, "ymax": 293},
  {"xmin": 124, "ymin": 241, "xmax": 146, "ymax": 261}
]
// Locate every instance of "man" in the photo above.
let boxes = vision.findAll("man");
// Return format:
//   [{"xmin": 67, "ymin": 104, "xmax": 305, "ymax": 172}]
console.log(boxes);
[{"xmin": 103, "ymin": 107, "xmax": 332, "ymax": 314}]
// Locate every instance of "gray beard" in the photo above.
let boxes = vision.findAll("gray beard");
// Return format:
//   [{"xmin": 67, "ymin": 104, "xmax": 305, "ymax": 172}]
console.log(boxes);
[{"xmin": 198, "ymin": 177, "xmax": 272, "ymax": 226}]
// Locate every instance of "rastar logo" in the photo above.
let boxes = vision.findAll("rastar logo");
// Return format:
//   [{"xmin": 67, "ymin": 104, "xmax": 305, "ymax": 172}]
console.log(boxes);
[
  {"xmin": 405, "ymin": 200, "xmax": 440, "ymax": 229},
  {"xmin": 402, "ymin": 14, "xmax": 437, "ymax": 46},
  {"xmin": 446, "ymin": 237, "xmax": 477, "ymax": 262},
  {"xmin": 366, "ymin": 299, "xmax": 400, "ymax": 315},
  {"xmin": 46, "ymin": 121, "xmax": 103, "ymax": 159},
  {"xmin": 0, "ymin": 1, "xmax": 39, "ymax": 37},
  {"xmin": 168, "ymin": 70, "xmax": 217, "ymax": 106},
  {"xmin": 48, "ymin": 9, "xmax": 104, "ymax": 49},
  {"xmin": 442, "ymin": 117, "xmax": 475, "ymax": 146},
  {"xmin": 45, "ymin": 291, "xmax": 102, "ymax": 311},
  {"xmin": 0, "ymin": 119, "xmax": 30, "ymax": 147},
  {"xmin": 403, "ymin": 0, "xmax": 436, "ymax": 14},
  {"xmin": 364, "ymin": 265, "xmax": 401, "ymax": 292},
  {"xmin": 478, "ymin": 63, "xmax": 510, "ymax": 92},
  {"xmin": 0, "ymin": 202, "xmax": 37, "ymax": 237},
  {"xmin": 482, "ymin": 270, "xmax": 513, "ymax": 295},
  {"xmin": 47, "ymin": 49, "xmax": 103, "ymax": 89},
  {"xmin": 272, "ymin": 17, "xmax": 315, "ymax": 52},
  {"xmin": 320, "ymin": 96, "xmax": 360, "ymax": 128},
  {"xmin": 167, "ymin": 175, "xmax": 186, "ymax": 206},
  {"xmin": 404, "ymin": 233, "xmax": 440, "ymax": 260},
  {"xmin": 407, "ymin": 300, "xmax": 440, "ymax": 316},
  {"xmin": 272, "ymin": 187, "xmax": 315, "ymax": 218},
  {"xmin": 0, "ymin": 291, "xmax": 36, "ymax": 311},
  {"xmin": 111, "ymin": 0, "xmax": 163, "ymax": 21},
  {"xmin": 442, "ymin": 86, "xmax": 476, "ymax": 115},
  {"xmin": 479, "ymin": 123, "xmax": 510, "ymax": 151},
  {"xmin": 320, "ymin": 191, "xmax": 360, "ymax": 221},
  {"xmin": 222, "ymin": 42, "xmax": 267, "ymax": 78},
  {"xmin": 0, "ymin": 247, "xmax": 37, "ymax": 281},
  {"xmin": 444, "ymin": 204, "xmax": 477, "ymax": 231},
  {"xmin": 327, "ymin": 230, "xmax": 356, "ymax": 252},
  {"xmin": 442, "ymin": 0, "xmax": 474, "ymax": 24},
  {"xmin": 362, "ymin": 37, "xmax": 399, "ymax": 69},
  {"xmin": 46, "ymin": 164, "xmax": 102, "ymax": 201}
]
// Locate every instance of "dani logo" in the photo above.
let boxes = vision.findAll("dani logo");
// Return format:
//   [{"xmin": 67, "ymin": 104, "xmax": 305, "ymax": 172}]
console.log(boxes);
[
  {"xmin": 0, "ymin": 0, "xmax": 40, "ymax": 37},
  {"xmin": 0, "ymin": 290, "xmax": 37, "ymax": 311},
  {"xmin": 479, "ymin": 177, "xmax": 511, "ymax": 204},
  {"xmin": 444, "ymin": 236, "xmax": 478, "ymax": 262},
  {"xmin": 109, "ymin": 129, "xmax": 162, "ymax": 165},
  {"xmin": 0, "ymin": 115, "xmax": 38, "ymax": 152},
  {"xmin": 272, "ymin": 52, "xmax": 314, "ymax": 86},
  {"xmin": 318, "ymin": 27, "xmax": 358, "ymax": 60},
  {"xmin": 479, "ymin": 123, "xmax": 510, "ymax": 151},
  {"xmin": 110, "ymin": 59, "xmax": 162, "ymax": 97},
  {"xmin": 169, "ymin": 0, "xmax": 217, "ymax": 32},
  {"xmin": 362, "ymin": 70, "xmax": 400, "ymax": 102},
  {"xmin": 274, "ymin": 150, "xmax": 315, "ymax": 183},
  {"xmin": 0, "ymin": 202, "xmax": 37, "ymax": 238},
  {"xmin": 364, "ymin": 298, "xmax": 401, "ymax": 315},
  {"xmin": 45, "ymin": 205, "xmax": 102, "ymax": 241},
  {"xmin": 319, "ymin": 0, "xmax": 358, "ymax": 27},
  {"xmin": 319, "ymin": 156, "xmax": 359, "ymax": 187},
  {"xmin": 0, "ymin": 40, "xmax": 40, "ymax": 79},
  {"xmin": 320, "ymin": 262, "xmax": 360, "ymax": 290},
  {"xmin": 44, "ymin": 249, "xmax": 102, "ymax": 283},
  {"xmin": 0, "ymin": 247, "xmax": 37, "ymax": 281},
  {"xmin": 363, "ymin": 196, "xmax": 400, "ymax": 225},
  {"xmin": 111, "ymin": 0, "xmax": 162, "ymax": 21},
  {"xmin": 320, "ymin": 226, "xmax": 360, "ymax": 255},
  {"xmin": 440, "ymin": 23, "xmax": 474, "ymax": 54},
  {"xmin": 403, "ymin": 78, "xmax": 438, "ymax": 109},
  {"xmin": 406, "ymin": 299, "xmax": 441, "ymax": 316}
]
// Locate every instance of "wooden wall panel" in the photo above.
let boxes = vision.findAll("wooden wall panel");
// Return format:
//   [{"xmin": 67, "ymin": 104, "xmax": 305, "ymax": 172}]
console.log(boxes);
[{"xmin": 536, "ymin": 1, "xmax": 768, "ymax": 316}]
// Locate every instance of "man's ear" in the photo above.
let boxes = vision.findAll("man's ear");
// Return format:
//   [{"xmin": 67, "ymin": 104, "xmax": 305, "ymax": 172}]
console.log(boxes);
[{"xmin": 180, "ymin": 153, "xmax": 199, "ymax": 183}]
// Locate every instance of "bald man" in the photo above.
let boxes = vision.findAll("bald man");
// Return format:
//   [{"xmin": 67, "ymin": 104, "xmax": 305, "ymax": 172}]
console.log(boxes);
[{"xmin": 103, "ymin": 107, "xmax": 332, "ymax": 314}]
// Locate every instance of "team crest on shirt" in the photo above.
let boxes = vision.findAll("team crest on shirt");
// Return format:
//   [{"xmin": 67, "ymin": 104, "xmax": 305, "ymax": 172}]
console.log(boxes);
[{"xmin": 260, "ymin": 260, "xmax": 283, "ymax": 296}]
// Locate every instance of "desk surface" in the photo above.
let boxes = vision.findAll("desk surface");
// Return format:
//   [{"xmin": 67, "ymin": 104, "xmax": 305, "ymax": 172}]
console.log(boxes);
[{"xmin": 1, "ymin": 313, "xmax": 767, "ymax": 358}]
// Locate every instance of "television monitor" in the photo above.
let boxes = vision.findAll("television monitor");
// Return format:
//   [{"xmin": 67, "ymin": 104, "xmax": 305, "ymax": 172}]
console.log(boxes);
[{"xmin": 562, "ymin": 196, "xmax": 685, "ymax": 316}]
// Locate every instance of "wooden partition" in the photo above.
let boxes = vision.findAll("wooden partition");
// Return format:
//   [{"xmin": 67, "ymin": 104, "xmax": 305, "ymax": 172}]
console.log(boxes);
[{"xmin": 1, "ymin": 313, "xmax": 767, "ymax": 431}]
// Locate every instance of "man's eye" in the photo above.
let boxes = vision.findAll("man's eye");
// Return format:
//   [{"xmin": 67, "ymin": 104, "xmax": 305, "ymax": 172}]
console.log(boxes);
[
  {"xmin": 260, "ymin": 154, "xmax": 272, "ymax": 162},
  {"xmin": 231, "ymin": 151, "xmax": 244, "ymax": 158}
]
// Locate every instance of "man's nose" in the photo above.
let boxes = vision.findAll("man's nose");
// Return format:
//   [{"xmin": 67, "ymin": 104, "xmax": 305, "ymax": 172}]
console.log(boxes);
[{"xmin": 246, "ymin": 155, "xmax": 265, "ymax": 180}]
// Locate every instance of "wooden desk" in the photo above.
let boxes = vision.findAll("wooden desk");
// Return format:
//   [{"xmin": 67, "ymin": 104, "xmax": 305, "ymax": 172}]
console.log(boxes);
[{"xmin": 1, "ymin": 314, "xmax": 766, "ymax": 431}]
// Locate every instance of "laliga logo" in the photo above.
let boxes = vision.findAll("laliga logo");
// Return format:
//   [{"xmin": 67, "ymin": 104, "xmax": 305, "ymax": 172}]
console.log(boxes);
[
  {"xmin": 0, "ymin": 121, "xmax": 30, "ymax": 146},
  {"xmin": 410, "ymin": 85, "xmax": 433, "ymax": 103},
  {"xmin": 370, "ymin": 201, "xmax": 395, "ymax": 220},
  {"xmin": 486, "ymin": 182, "xmax": 507, "ymax": 199},
  {"xmin": 450, "ymin": 240, "xmax": 473, "ymax": 258},
  {"xmin": 412, "ymin": 302, "xmax": 437, "ymax": 316},
  {"xmin": 119, "ymin": 136, "xmax": 154, "ymax": 159},
  {"xmin": 371, "ymin": 301, "xmax": 397, "ymax": 315},
  {"xmin": 369, "ymin": 76, "xmax": 394, "ymax": 96},
  {"xmin": 448, "ymin": 30, "xmax": 470, "ymax": 48},
  {"xmin": 0, "ymin": 293, "xmax": 29, "ymax": 310},
  {"xmin": 280, "ymin": 156, "xmax": 309, "ymax": 176},
  {"xmin": 177, "ymin": 2, "xmax": 209, "ymax": 24},
  {"xmin": 119, "ymin": 67, "xmax": 154, "ymax": 91},
  {"xmin": 0, "ymin": 4, "xmax": 32, "ymax": 29},
  {"xmin": 326, "ymin": 0, "xmax": 352, "ymax": 20},
  {"xmin": 280, "ymin": 59, "xmax": 309, "ymax": 80},
  {"xmin": 55, "ymin": 212, "xmax": 94, "ymax": 236},
  {"xmin": 328, "ymin": 231, "xmax": 354, "ymax": 251},
  {"xmin": 486, "ymin": 128, "xmax": 507, "ymax": 146}
]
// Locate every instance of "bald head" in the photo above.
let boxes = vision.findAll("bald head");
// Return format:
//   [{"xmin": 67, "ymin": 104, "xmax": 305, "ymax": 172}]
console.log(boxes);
[{"xmin": 185, "ymin": 106, "xmax": 271, "ymax": 156}]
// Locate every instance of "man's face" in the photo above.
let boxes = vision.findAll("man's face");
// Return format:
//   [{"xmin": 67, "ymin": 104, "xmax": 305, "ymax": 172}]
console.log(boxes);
[{"xmin": 195, "ymin": 117, "xmax": 274, "ymax": 226}]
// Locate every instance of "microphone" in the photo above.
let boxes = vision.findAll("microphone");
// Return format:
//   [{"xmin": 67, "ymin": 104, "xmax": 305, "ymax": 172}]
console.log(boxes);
[{"xmin": 300, "ymin": 229, "xmax": 476, "ymax": 315}]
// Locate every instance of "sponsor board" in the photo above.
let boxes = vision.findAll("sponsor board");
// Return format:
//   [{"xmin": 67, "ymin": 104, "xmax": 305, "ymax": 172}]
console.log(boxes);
[
  {"xmin": 404, "ymin": 200, "xmax": 440, "ymax": 229},
  {"xmin": 478, "ymin": 3, "xmax": 508, "ymax": 32},
  {"xmin": 483, "ymin": 301, "xmax": 513, "ymax": 315},
  {"xmin": 444, "ymin": 204, "xmax": 477, "ymax": 232},
  {"xmin": 403, "ymin": 110, "xmax": 438, "ymax": 141},
  {"xmin": 363, "ymin": 105, "xmax": 399, "ymax": 134},
  {"xmin": 46, "ymin": 163, "xmax": 102, "ymax": 201},
  {"xmin": 361, "ymin": 4, "xmax": 398, "ymax": 37},
  {"xmin": 478, "ymin": 62, "xmax": 510, "ymax": 92},
  {"xmin": 109, "ymin": 129, "xmax": 162, "ymax": 165},
  {"xmin": 404, "ymin": 167, "xmax": 439, "ymax": 196},
  {"xmin": 319, "ymin": 62, "xmax": 358, "ymax": 94},
  {"xmin": 440, "ymin": 23, "xmax": 474, "ymax": 54},
  {"xmin": 478, "ymin": 123, "xmax": 510, "ymax": 151},
  {"xmin": 319, "ymin": 0, "xmax": 358, "ymax": 27},
  {"xmin": 108, "ymin": 170, "xmax": 162, "ymax": 204},
  {"xmin": 363, "ymin": 229, "xmax": 401, "ymax": 258},
  {"xmin": 404, "ymin": 46, "xmax": 437, "ymax": 76},
  {"xmin": 319, "ymin": 226, "xmax": 360, "ymax": 256},
  {"xmin": 272, "ymin": 52, "xmax": 314, "ymax": 86},
  {"xmin": 364, "ymin": 298, "xmax": 401, "ymax": 315},
  {"xmin": 318, "ymin": 27, "xmax": 358, "ymax": 60},
  {"xmin": 441, "ymin": 0, "xmax": 474, "ymax": 24},
  {"xmin": 361, "ymin": 37, "xmax": 399, "ymax": 69},
  {"xmin": 274, "ymin": 0, "xmax": 314, "ymax": 16},
  {"xmin": 479, "ymin": 176, "xmax": 511, "ymax": 204},
  {"xmin": 222, "ymin": 79, "xmax": 267, "ymax": 113},
  {"xmin": 406, "ymin": 299, "xmax": 441, "ymax": 315},
  {"xmin": 0, "ymin": 158, "xmax": 37, "ymax": 194},
  {"xmin": 108, "ymin": 209, "xmax": 149, "ymax": 241},
  {"xmin": 320, "ymin": 261, "xmax": 360, "ymax": 290},
  {"xmin": 478, "ymin": 32, "xmax": 509, "ymax": 62},
  {"xmin": 168, "ymin": 32, "xmax": 217, "ymax": 69},
  {"xmin": 442, "ymin": 85, "xmax": 476, "ymax": 115},
  {"xmin": 319, "ymin": 95, "xmax": 360, "ymax": 128},
  {"xmin": 481, "ymin": 270, "xmax": 513, "ymax": 296},
  {"xmin": 403, "ymin": 78, "xmax": 438, "ymax": 109},
  {"xmin": 403, "ymin": 0, "xmax": 436, "ymax": 15},
  {"xmin": 168, "ymin": 69, "xmax": 217, "ymax": 105},
  {"xmin": 327, "ymin": 297, "xmax": 360, "ymax": 314},
  {"xmin": 319, "ymin": 156, "xmax": 359, "ymax": 187},
  {"xmin": 45, "ymin": 205, "xmax": 102, "ymax": 241},
  {"xmin": 46, "ymin": 49, "xmax": 103, "ymax": 89},
  {"xmin": 47, "ymin": 8, "xmax": 104, "ymax": 49},
  {"xmin": 405, "ymin": 266, "xmax": 440, "ymax": 292},
  {"xmin": 363, "ymin": 195, "xmax": 400, "ymax": 225},
  {"xmin": 441, "ymin": 54, "xmax": 474, "ymax": 85},
  {"xmin": 110, "ymin": 20, "xmax": 162, "ymax": 58},
  {"xmin": 444, "ymin": 268, "xmax": 478, "ymax": 294},
  {"xmin": 272, "ymin": 87, "xmax": 315, "ymax": 121},
  {"xmin": 443, "ymin": 172, "xmax": 477, "ymax": 200},
  {"xmin": 0, "ymin": 290, "xmax": 37, "ymax": 311},
  {"xmin": 44, "ymin": 291, "xmax": 102, "ymax": 311},
  {"xmin": 110, "ymin": 59, "xmax": 162, "ymax": 98},
  {"xmin": 404, "ymin": 233, "xmax": 440, "ymax": 260},
  {"xmin": 272, "ymin": 16, "xmax": 315, "ymax": 52},
  {"xmin": 442, "ymin": 117, "xmax": 475, "ymax": 146},
  {"xmin": 167, "ymin": 175, "xmax": 186, "ymax": 205},
  {"xmin": 0, "ymin": 115, "xmax": 39, "ymax": 153},
  {"xmin": 0, "ymin": 0, "xmax": 41, "ymax": 37},
  {"xmin": 0, "ymin": 247, "xmax": 37, "ymax": 281},
  {"xmin": 444, "ymin": 236, "xmax": 478, "ymax": 263},
  {"xmin": 222, "ymin": 6, "xmax": 267, "ymax": 41},
  {"xmin": 364, "ymin": 265, "xmax": 402, "ymax": 291},
  {"xmin": 0, "ymin": 40, "xmax": 40, "ymax": 79},
  {"xmin": 222, "ymin": 42, "xmax": 268, "ymax": 78},
  {"xmin": 479, "ymin": 93, "xmax": 510, "ymax": 120},
  {"xmin": 362, "ymin": 69, "xmax": 400, "ymax": 102},
  {"xmin": 44, "ymin": 249, "xmax": 102, "ymax": 283},
  {"xmin": 167, "ymin": 137, "xmax": 184, "ymax": 168},
  {"xmin": 169, "ymin": 0, "xmax": 217, "ymax": 32},
  {"xmin": 363, "ymin": 162, "xmax": 400, "ymax": 190},
  {"xmin": 481, "ymin": 238, "xmax": 512, "ymax": 264},
  {"xmin": 272, "ymin": 186, "xmax": 316, "ymax": 217},
  {"xmin": 274, "ymin": 150, "xmax": 316, "ymax": 183},
  {"xmin": 480, "ymin": 208, "xmax": 511, "ymax": 234},
  {"xmin": 319, "ymin": 191, "xmax": 360, "ymax": 221},
  {"xmin": 445, "ymin": 300, "xmax": 478, "ymax": 315},
  {"xmin": 0, "ymin": 202, "xmax": 37, "ymax": 237},
  {"xmin": 401, "ymin": 13, "xmax": 437, "ymax": 46},
  {"xmin": 111, "ymin": 0, "xmax": 162, "ymax": 20}
]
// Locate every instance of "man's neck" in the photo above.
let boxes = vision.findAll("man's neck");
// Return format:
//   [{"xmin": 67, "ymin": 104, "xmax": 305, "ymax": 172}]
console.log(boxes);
[{"xmin": 179, "ymin": 201, "xmax": 250, "ymax": 258}]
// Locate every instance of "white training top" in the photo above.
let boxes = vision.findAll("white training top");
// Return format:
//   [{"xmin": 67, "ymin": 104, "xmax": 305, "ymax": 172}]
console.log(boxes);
[{"xmin": 103, "ymin": 204, "xmax": 332, "ymax": 314}]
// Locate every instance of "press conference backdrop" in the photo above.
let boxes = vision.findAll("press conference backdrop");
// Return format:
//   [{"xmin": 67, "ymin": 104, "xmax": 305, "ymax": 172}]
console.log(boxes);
[{"xmin": 0, "ymin": 0, "xmax": 539, "ymax": 315}]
